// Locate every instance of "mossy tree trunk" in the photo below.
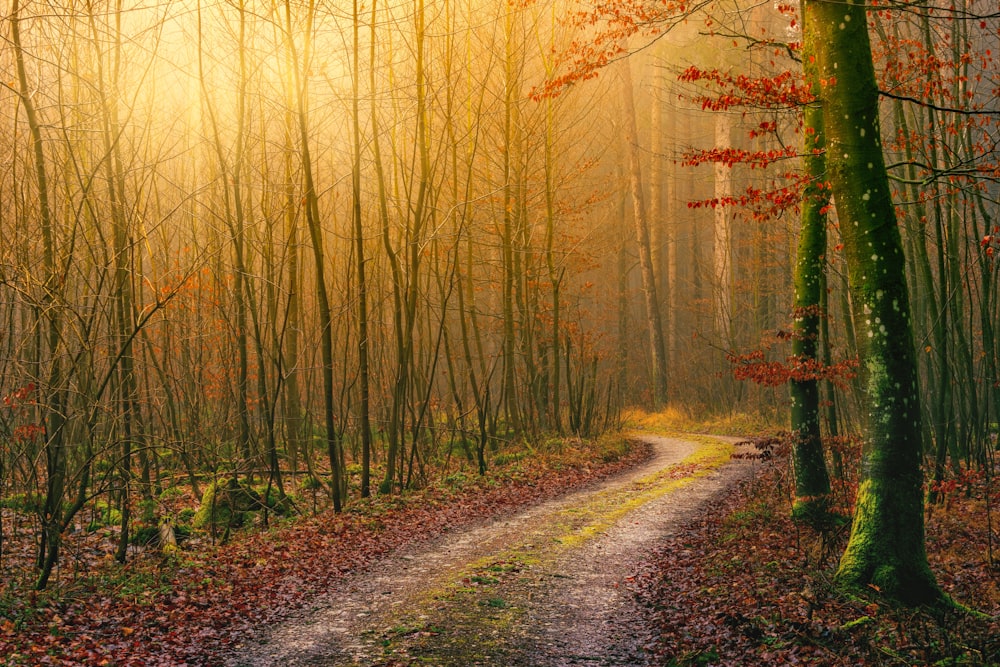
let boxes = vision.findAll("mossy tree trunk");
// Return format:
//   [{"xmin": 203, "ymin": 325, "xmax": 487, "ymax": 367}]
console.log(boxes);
[
  {"xmin": 789, "ymin": 21, "xmax": 832, "ymax": 523},
  {"xmin": 805, "ymin": 0, "xmax": 944, "ymax": 605}
]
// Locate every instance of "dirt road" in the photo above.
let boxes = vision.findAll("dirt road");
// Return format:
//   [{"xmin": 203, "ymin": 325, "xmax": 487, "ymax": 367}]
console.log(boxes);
[{"xmin": 228, "ymin": 434, "xmax": 757, "ymax": 666}]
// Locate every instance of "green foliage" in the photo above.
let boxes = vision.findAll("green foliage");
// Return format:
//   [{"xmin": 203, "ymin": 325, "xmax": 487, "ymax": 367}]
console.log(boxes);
[
  {"xmin": 299, "ymin": 475, "xmax": 322, "ymax": 491},
  {"xmin": 443, "ymin": 471, "xmax": 470, "ymax": 488},
  {"xmin": 727, "ymin": 501, "xmax": 774, "ymax": 529},
  {"xmin": 192, "ymin": 478, "xmax": 262, "ymax": 529},
  {"xmin": 88, "ymin": 500, "xmax": 122, "ymax": 529},
  {"xmin": 138, "ymin": 498, "xmax": 157, "ymax": 524},
  {"xmin": 492, "ymin": 451, "xmax": 526, "ymax": 466},
  {"xmin": 0, "ymin": 492, "xmax": 44, "ymax": 514},
  {"xmin": 129, "ymin": 525, "xmax": 161, "ymax": 546},
  {"xmin": 791, "ymin": 498, "xmax": 848, "ymax": 531},
  {"xmin": 159, "ymin": 486, "xmax": 186, "ymax": 501},
  {"xmin": 253, "ymin": 485, "xmax": 295, "ymax": 515},
  {"xmin": 480, "ymin": 597, "xmax": 507, "ymax": 608},
  {"xmin": 595, "ymin": 434, "xmax": 629, "ymax": 463},
  {"xmin": 839, "ymin": 615, "xmax": 874, "ymax": 631},
  {"xmin": 105, "ymin": 568, "xmax": 173, "ymax": 605}
]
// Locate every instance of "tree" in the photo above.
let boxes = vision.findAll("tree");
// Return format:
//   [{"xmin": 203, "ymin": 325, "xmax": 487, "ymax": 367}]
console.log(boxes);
[
  {"xmin": 804, "ymin": 0, "xmax": 944, "ymax": 605},
  {"xmin": 283, "ymin": 0, "xmax": 343, "ymax": 510},
  {"xmin": 789, "ymin": 14, "xmax": 832, "ymax": 523},
  {"xmin": 10, "ymin": 0, "xmax": 67, "ymax": 590},
  {"xmin": 620, "ymin": 59, "xmax": 669, "ymax": 407},
  {"xmin": 539, "ymin": 0, "xmax": 957, "ymax": 606}
]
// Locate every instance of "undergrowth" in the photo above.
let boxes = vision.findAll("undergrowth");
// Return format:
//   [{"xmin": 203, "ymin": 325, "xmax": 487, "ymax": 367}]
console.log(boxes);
[{"xmin": 624, "ymin": 405, "xmax": 785, "ymax": 437}]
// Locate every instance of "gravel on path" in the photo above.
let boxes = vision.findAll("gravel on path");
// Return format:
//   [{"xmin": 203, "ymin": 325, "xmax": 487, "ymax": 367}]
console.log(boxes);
[{"xmin": 228, "ymin": 434, "xmax": 759, "ymax": 667}]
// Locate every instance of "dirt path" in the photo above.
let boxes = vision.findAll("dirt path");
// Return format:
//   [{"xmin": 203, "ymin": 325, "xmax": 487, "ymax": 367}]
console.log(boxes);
[{"xmin": 227, "ymin": 434, "xmax": 758, "ymax": 667}]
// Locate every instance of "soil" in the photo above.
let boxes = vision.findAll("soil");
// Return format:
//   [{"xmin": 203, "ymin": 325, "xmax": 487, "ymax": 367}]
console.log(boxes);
[{"xmin": 226, "ymin": 434, "xmax": 761, "ymax": 667}]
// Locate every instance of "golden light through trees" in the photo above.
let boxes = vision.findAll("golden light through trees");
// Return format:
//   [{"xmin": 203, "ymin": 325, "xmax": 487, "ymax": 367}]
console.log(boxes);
[{"xmin": 1, "ymin": 0, "xmax": 997, "ymax": 599}]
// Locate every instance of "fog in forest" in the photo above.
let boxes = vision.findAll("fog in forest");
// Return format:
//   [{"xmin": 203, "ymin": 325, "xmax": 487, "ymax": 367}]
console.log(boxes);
[{"xmin": 1, "ymin": 0, "xmax": 997, "ymax": 588}]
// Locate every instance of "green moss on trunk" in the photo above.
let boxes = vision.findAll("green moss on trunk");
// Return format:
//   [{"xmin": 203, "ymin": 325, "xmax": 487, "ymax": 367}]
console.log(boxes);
[
  {"xmin": 804, "ymin": 0, "xmax": 945, "ymax": 606},
  {"xmin": 790, "ymin": 23, "xmax": 832, "ymax": 523}
]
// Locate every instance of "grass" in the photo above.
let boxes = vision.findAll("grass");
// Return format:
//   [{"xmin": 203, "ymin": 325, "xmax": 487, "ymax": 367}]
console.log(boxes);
[{"xmin": 624, "ymin": 405, "xmax": 785, "ymax": 436}]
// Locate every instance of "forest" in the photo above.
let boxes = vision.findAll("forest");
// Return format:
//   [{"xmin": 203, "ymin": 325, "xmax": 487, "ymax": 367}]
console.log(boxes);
[{"xmin": 0, "ymin": 0, "xmax": 998, "ymax": 663}]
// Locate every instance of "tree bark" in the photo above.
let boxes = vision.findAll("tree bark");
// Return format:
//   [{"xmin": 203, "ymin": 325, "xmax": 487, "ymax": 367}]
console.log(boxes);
[
  {"xmin": 351, "ymin": 0, "xmax": 372, "ymax": 498},
  {"xmin": 621, "ymin": 60, "xmax": 668, "ymax": 407},
  {"xmin": 790, "ymin": 22, "xmax": 832, "ymax": 522},
  {"xmin": 285, "ymin": 0, "xmax": 342, "ymax": 510},
  {"xmin": 805, "ymin": 0, "xmax": 943, "ymax": 605},
  {"xmin": 712, "ymin": 114, "xmax": 732, "ymax": 344}
]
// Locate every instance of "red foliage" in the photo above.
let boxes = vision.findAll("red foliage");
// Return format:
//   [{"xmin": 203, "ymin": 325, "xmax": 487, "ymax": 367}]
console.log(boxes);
[
  {"xmin": 681, "ymin": 147, "xmax": 799, "ymax": 170},
  {"xmin": 727, "ymin": 349, "xmax": 859, "ymax": 388},
  {"xmin": 678, "ymin": 66, "xmax": 815, "ymax": 111},
  {"xmin": 686, "ymin": 174, "xmax": 817, "ymax": 223},
  {"xmin": 532, "ymin": 0, "xmax": 704, "ymax": 100},
  {"xmin": 981, "ymin": 227, "xmax": 1000, "ymax": 258},
  {"xmin": 2, "ymin": 382, "xmax": 37, "ymax": 408}
]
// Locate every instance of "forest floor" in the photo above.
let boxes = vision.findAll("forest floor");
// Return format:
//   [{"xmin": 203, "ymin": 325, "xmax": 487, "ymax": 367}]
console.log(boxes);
[{"xmin": 2, "ymin": 421, "xmax": 998, "ymax": 666}]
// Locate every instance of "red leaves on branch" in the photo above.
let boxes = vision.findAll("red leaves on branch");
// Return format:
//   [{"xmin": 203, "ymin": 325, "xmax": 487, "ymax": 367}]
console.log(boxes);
[
  {"xmin": 981, "ymin": 227, "xmax": 1000, "ymax": 258},
  {"xmin": 533, "ymin": 0, "xmax": 704, "ymax": 99},
  {"xmin": 727, "ymin": 349, "xmax": 859, "ymax": 388},
  {"xmin": 2, "ymin": 381, "xmax": 37, "ymax": 407},
  {"xmin": 681, "ymin": 147, "xmax": 799, "ymax": 169},
  {"xmin": 685, "ymin": 173, "xmax": 821, "ymax": 223},
  {"xmin": 726, "ymin": 320, "xmax": 859, "ymax": 389},
  {"xmin": 678, "ymin": 66, "xmax": 815, "ymax": 110}
]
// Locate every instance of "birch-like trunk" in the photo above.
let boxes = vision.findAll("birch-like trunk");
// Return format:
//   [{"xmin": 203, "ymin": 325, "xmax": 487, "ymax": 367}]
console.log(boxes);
[{"xmin": 621, "ymin": 61, "xmax": 668, "ymax": 407}]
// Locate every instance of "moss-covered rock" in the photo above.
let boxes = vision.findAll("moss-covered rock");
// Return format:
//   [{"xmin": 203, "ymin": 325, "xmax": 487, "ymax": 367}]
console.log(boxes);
[
  {"xmin": 89, "ymin": 500, "xmax": 122, "ymax": 529},
  {"xmin": 192, "ymin": 478, "xmax": 262, "ymax": 529}
]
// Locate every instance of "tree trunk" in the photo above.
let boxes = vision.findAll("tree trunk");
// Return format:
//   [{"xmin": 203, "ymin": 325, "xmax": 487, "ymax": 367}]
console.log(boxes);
[
  {"xmin": 11, "ymin": 0, "xmax": 66, "ymax": 591},
  {"xmin": 352, "ymin": 0, "xmax": 372, "ymax": 498},
  {"xmin": 805, "ymin": 0, "xmax": 944, "ymax": 605},
  {"xmin": 620, "ymin": 60, "xmax": 668, "ymax": 407},
  {"xmin": 712, "ymin": 114, "xmax": 732, "ymax": 344},
  {"xmin": 285, "ymin": 0, "xmax": 342, "ymax": 510},
  {"xmin": 790, "ymin": 23, "xmax": 832, "ymax": 522}
]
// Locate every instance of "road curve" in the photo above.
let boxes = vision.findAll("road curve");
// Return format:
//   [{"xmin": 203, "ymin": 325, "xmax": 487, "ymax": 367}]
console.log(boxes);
[{"xmin": 228, "ymin": 434, "xmax": 756, "ymax": 667}]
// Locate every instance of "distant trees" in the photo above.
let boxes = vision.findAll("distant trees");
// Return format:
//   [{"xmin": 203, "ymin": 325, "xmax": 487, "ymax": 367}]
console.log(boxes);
[{"xmin": 0, "ymin": 0, "xmax": 625, "ymax": 588}]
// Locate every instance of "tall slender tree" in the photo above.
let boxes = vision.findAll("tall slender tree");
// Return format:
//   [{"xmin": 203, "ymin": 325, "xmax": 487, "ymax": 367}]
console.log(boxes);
[
  {"xmin": 620, "ymin": 59, "xmax": 669, "ymax": 407},
  {"xmin": 789, "ymin": 17, "xmax": 832, "ymax": 522}
]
